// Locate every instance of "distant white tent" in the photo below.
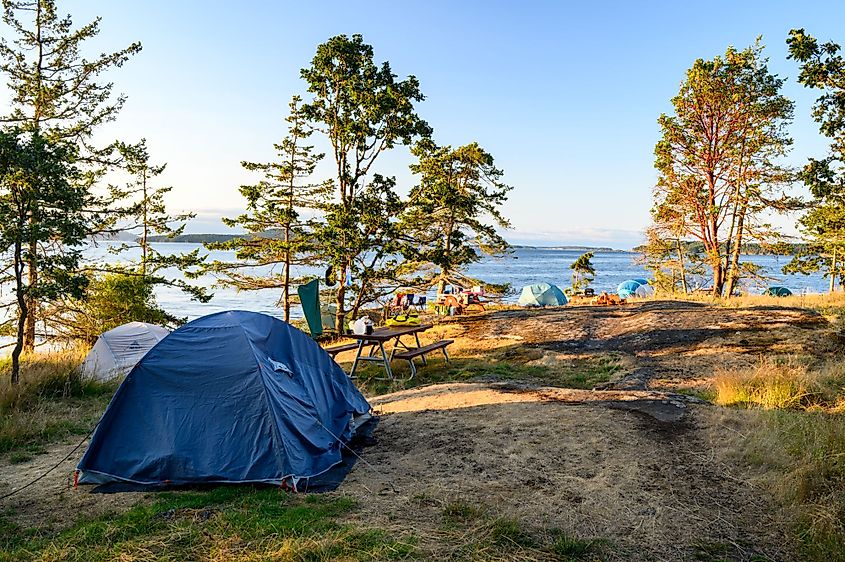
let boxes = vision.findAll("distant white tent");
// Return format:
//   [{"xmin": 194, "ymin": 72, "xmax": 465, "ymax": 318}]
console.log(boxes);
[
  {"xmin": 634, "ymin": 284, "xmax": 655, "ymax": 298},
  {"xmin": 80, "ymin": 322, "xmax": 170, "ymax": 380}
]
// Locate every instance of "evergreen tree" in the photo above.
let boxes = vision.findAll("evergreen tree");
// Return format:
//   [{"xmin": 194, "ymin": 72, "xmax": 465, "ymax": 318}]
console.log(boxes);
[
  {"xmin": 569, "ymin": 252, "xmax": 595, "ymax": 294},
  {"xmin": 105, "ymin": 140, "xmax": 209, "ymax": 301},
  {"xmin": 301, "ymin": 34, "xmax": 431, "ymax": 330},
  {"xmin": 0, "ymin": 0, "xmax": 140, "ymax": 350},
  {"xmin": 206, "ymin": 97, "xmax": 327, "ymax": 321},
  {"xmin": 0, "ymin": 130, "xmax": 87, "ymax": 384},
  {"xmin": 402, "ymin": 141, "xmax": 511, "ymax": 294},
  {"xmin": 783, "ymin": 30, "xmax": 845, "ymax": 290}
]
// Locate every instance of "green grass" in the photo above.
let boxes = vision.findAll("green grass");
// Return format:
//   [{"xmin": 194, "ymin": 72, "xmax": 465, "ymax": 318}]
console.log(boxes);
[
  {"xmin": 437, "ymin": 500, "xmax": 606, "ymax": 561},
  {"xmin": 551, "ymin": 534, "xmax": 605, "ymax": 561},
  {"xmin": 0, "ymin": 348, "xmax": 115, "ymax": 461},
  {"xmin": 0, "ymin": 486, "xmax": 415, "ymax": 561},
  {"xmin": 351, "ymin": 352, "xmax": 623, "ymax": 397}
]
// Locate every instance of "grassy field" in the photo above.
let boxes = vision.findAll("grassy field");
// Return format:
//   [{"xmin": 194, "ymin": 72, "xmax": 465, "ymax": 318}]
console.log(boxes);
[
  {"xmin": 714, "ymin": 356, "xmax": 845, "ymax": 560},
  {"xmin": 0, "ymin": 349, "xmax": 115, "ymax": 464},
  {"xmin": 0, "ymin": 487, "xmax": 414, "ymax": 562},
  {"xmin": 3, "ymin": 297, "xmax": 845, "ymax": 560}
]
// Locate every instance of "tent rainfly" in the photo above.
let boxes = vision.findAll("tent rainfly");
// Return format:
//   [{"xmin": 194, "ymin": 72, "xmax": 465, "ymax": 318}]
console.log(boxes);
[
  {"xmin": 518, "ymin": 283, "xmax": 568, "ymax": 307},
  {"xmin": 79, "ymin": 322, "xmax": 170, "ymax": 381},
  {"xmin": 617, "ymin": 279, "xmax": 653, "ymax": 299},
  {"xmin": 76, "ymin": 310, "xmax": 371, "ymax": 489}
]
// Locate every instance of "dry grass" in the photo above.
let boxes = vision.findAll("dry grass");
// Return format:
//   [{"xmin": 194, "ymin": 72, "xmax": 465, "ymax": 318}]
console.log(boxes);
[
  {"xmin": 715, "ymin": 356, "xmax": 845, "ymax": 560},
  {"xmin": 714, "ymin": 356, "xmax": 845, "ymax": 410},
  {"xmin": 0, "ymin": 347, "xmax": 114, "ymax": 462}
]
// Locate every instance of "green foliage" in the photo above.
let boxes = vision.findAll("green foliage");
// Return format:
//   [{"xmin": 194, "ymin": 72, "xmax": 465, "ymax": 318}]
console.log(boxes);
[
  {"xmin": 0, "ymin": 0, "xmax": 141, "ymax": 142},
  {"xmin": 569, "ymin": 251, "xmax": 595, "ymax": 293},
  {"xmin": 0, "ymin": 130, "xmax": 88, "ymax": 383},
  {"xmin": 403, "ymin": 140, "xmax": 512, "ymax": 293},
  {"xmin": 301, "ymin": 33, "xmax": 431, "ymax": 330},
  {"xmin": 653, "ymin": 40, "xmax": 795, "ymax": 296},
  {"xmin": 784, "ymin": 30, "xmax": 845, "ymax": 291},
  {"xmin": 104, "ymin": 140, "xmax": 209, "ymax": 303},
  {"xmin": 206, "ymin": 96, "xmax": 328, "ymax": 321},
  {"xmin": 53, "ymin": 272, "xmax": 182, "ymax": 345},
  {"xmin": 0, "ymin": 0, "xmax": 141, "ymax": 352},
  {"xmin": 0, "ymin": 487, "xmax": 415, "ymax": 561}
]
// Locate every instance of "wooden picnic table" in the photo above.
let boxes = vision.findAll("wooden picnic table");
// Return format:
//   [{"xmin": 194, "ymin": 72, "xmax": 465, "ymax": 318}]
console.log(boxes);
[{"xmin": 347, "ymin": 323, "xmax": 433, "ymax": 379}]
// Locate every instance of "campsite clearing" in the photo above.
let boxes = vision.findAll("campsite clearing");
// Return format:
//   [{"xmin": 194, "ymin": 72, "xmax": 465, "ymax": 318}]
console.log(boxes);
[{"xmin": 1, "ymin": 299, "xmax": 842, "ymax": 560}]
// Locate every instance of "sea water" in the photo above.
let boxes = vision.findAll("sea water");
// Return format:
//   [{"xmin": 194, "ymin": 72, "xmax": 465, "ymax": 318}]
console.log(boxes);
[
  {"xmin": 86, "ymin": 242, "xmax": 833, "ymax": 321},
  {"xmin": 0, "ymin": 242, "xmax": 833, "ymax": 351}
]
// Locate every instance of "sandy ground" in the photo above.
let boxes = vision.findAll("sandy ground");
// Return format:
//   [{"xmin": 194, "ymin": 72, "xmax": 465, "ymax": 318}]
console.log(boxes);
[
  {"xmin": 1, "ymin": 300, "xmax": 831, "ymax": 559},
  {"xmin": 343, "ymin": 383, "xmax": 792, "ymax": 561}
]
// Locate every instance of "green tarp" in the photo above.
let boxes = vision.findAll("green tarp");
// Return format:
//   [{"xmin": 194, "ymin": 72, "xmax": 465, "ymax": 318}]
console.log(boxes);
[{"xmin": 297, "ymin": 279, "xmax": 322, "ymax": 336}]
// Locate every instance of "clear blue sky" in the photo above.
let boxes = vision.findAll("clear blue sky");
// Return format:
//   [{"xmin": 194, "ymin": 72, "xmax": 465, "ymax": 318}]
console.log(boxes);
[{"xmin": 7, "ymin": 1, "xmax": 845, "ymax": 249}]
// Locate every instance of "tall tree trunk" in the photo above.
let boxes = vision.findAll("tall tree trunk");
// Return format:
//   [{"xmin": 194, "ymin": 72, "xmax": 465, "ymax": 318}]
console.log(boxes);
[
  {"xmin": 11, "ymin": 242, "xmax": 26, "ymax": 385},
  {"xmin": 830, "ymin": 247, "xmax": 837, "ymax": 294},
  {"xmin": 724, "ymin": 204, "xmax": 747, "ymax": 298},
  {"xmin": 334, "ymin": 262, "xmax": 347, "ymax": 333},
  {"xmin": 283, "ymin": 225, "xmax": 291, "ymax": 322},
  {"xmin": 24, "ymin": 1, "xmax": 45, "ymax": 354},
  {"xmin": 676, "ymin": 239, "xmax": 688, "ymax": 294}
]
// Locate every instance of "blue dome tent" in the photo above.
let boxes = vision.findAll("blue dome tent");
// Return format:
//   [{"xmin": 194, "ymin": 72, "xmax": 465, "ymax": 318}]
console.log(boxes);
[
  {"xmin": 617, "ymin": 279, "xmax": 645, "ymax": 299},
  {"xmin": 518, "ymin": 283, "xmax": 568, "ymax": 307},
  {"xmin": 77, "ymin": 311, "xmax": 370, "ymax": 489}
]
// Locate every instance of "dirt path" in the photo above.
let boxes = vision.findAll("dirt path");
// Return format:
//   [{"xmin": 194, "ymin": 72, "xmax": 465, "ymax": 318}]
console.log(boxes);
[
  {"xmin": 342, "ymin": 383, "xmax": 792, "ymax": 561},
  {"xmin": 0, "ymin": 436, "xmax": 145, "ymax": 530}
]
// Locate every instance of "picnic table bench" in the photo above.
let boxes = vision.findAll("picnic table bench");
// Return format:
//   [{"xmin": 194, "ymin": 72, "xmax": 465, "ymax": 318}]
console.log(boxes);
[
  {"xmin": 393, "ymin": 339, "xmax": 453, "ymax": 377},
  {"xmin": 324, "ymin": 342, "xmax": 362, "ymax": 357}
]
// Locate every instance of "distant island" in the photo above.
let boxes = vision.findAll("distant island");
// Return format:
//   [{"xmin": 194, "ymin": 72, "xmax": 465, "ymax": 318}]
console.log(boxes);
[
  {"xmin": 631, "ymin": 241, "xmax": 804, "ymax": 256},
  {"xmin": 144, "ymin": 234, "xmax": 627, "ymax": 252},
  {"xmin": 511, "ymin": 245, "xmax": 626, "ymax": 252}
]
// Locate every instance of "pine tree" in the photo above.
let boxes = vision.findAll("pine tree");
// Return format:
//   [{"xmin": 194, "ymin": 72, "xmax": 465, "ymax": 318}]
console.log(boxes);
[
  {"xmin": 206, "ymin": 97, "xmax": 327, "ymax": 322},
  {"xmin": 0, "ymin": 129, "xmax": 88, "ymax": 384},
  {"xmin": 0, "ymin": 0, "xmax": 140, "ymax": 350},
  {"xmin": 783, "ymin": 30, "xmax": 845, "ymax": 290},
  {"xmin": 403, "ymin": 141, "xmax": 511, "ymax": 295},
  {"xmin": 105, "ymin": 140, "xmax": 209, "ymax": 301},
  {"xmin": 301, "ymin": 34, "xmax": 431, "ymax": 331},
  {"xmin": 569, "ymin": 252, "xmax": 595, "ymax": 294}
]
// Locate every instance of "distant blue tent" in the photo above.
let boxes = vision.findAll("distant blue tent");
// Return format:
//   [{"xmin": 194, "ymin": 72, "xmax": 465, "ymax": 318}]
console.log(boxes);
[
  {"xmin": 77, "ymin": 311, "xmax": 370, "ymax": 488},
  {"xmin": 518, "ymin": 283, "xmax": 568, "ymax": 307},
  {"xmin": 632, "ymin": 278, "xmax": 649, "ymax": 286},
  {"xmin": 617, "ymin": 279, "xmax": 644, "ymax": 299},
  {"xmin": 764, "ymin": 286, "xmax": 792, "ymax": 297}
]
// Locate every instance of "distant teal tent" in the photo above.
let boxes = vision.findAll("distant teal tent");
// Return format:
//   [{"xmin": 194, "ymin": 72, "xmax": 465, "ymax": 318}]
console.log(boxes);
[
  {"xmin": 297, "ymin": 279, "xmax": 322, "ymax": 336},
  {"xmin": 764, "ymin": 286, "xmax": 792, "ymax": 297},
  {"xmin": 617, "ymin": 279, "xmax": 644, "ymax": 299},
  {"xmin": 518, "ymin": 283, "xmax": 567, "ymax": 307}
]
